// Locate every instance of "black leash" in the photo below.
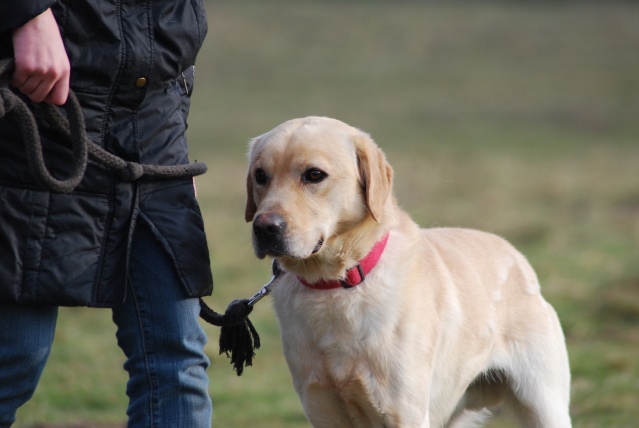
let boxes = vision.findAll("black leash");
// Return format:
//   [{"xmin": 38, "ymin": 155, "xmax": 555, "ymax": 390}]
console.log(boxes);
[
  {"xmin": 200, "ymin": 260, "xmax": 282, "ymax": 375},
  {"xmin": 0, "ymin": 57, "xmax": 267, "ymax": 376}
]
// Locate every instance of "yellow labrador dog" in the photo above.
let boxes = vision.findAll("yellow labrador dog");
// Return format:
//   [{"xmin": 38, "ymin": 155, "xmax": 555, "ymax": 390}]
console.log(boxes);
[{"xmin": 245, "ymin": 117, "xmax": 571, "ymax": 427}]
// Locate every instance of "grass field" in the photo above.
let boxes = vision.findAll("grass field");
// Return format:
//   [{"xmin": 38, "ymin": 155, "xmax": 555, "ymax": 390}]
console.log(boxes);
[{"xmin": 15, "ymin": 1, "xmax": 639, "ymax": 427}]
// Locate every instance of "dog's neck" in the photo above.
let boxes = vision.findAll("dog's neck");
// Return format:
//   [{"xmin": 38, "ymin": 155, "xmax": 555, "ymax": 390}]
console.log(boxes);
[{"xmin": 295, "ymin": 232, "xmax": 390, "ymax": 290}]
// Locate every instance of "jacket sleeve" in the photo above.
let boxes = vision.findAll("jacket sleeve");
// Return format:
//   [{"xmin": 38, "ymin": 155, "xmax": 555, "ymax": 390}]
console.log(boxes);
[{"xmin": 0, "ymin": 0, "xmax": 56, "ymax": 34}]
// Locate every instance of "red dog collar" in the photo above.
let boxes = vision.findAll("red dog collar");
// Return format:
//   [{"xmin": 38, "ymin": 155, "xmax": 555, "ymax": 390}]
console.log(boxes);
[{"xmin": 297, "ymin": 232, "xmax": 390, "ymax": 290}]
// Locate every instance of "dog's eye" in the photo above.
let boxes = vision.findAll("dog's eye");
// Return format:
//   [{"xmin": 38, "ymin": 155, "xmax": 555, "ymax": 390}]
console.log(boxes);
[
  {"xmin": 255, "ymin": 168, "xmax": 268, "ymax": 185},
  {"xmin": 302, "ymin": 168, "xmax": 327, "ymax": 184}
]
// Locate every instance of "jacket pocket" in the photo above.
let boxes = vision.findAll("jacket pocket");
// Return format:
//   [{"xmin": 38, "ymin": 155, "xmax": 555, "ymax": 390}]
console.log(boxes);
[
  {"xmin": 138, "ymin": 179, "xmax": 213, "ymax": 297},
  {"xmin": 0, "ymin": 187, "xmax": 112, "ymax": 306}
]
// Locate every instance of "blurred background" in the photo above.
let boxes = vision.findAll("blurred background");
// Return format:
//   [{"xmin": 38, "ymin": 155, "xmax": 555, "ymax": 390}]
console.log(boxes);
[{"xmin": 16, "ymin": 1, "xmax": 638, "ymax": 427}]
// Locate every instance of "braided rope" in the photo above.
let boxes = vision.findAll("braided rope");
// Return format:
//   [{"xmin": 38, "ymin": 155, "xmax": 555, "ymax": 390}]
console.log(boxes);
[{"xmin": 0, "ymin": 58, "xmax": 207, "ymax": 193}]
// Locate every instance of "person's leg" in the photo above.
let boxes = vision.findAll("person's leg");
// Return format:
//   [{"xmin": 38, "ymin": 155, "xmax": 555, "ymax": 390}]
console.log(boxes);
[
  {"xmin": 112, "ymin": 221, "xmax": 211, "ymax": 427},
  {"xmin": 0, "ymin": 303, "xmax": 57, "ymax": 427}
]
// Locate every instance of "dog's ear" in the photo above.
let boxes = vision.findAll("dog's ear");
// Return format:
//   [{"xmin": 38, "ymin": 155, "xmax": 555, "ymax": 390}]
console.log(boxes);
[
  {"xmin": 245, "ymin": 169, "xmax": 257, "ymax": 222},
  {"xmin": 245, "ymin": 138, "xmax": 259, "ymax": 222},
  {"xmin": 354, "ymin": 133, "xmax": 393, "ymax": 223}
]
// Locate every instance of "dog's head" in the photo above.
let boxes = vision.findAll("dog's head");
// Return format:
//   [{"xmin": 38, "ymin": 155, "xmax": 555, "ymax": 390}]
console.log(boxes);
[{"xmin": 245, "ymin": 117, "xmax": 393, "ymax": 276}]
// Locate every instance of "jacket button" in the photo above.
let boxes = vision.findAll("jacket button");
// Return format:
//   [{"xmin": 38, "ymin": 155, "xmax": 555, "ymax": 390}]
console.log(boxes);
[{"xmin": 134, "ymin": 77, "xmax": 148, "ymax": 88}]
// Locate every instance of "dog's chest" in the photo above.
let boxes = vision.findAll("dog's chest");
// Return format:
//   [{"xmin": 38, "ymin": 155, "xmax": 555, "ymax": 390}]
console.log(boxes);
[{"xmin": 274, "ymin": 280, "xmax": 396, "ymax": 384}]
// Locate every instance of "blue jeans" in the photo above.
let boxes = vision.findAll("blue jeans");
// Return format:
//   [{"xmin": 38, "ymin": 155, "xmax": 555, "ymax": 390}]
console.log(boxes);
[{"xmin": 0, "ymin": 222, "xmax": 212, "ymax": 427}]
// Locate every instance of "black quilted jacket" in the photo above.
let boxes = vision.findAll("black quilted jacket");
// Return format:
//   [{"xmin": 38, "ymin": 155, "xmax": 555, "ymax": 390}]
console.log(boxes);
[{"xmin": 0, "ymin": 0, "xmax": 213, "ymax": 306}]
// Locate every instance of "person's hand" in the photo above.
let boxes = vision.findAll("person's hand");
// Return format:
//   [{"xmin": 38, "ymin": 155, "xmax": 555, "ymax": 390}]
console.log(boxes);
[{"xmin": 11, "ymin": 8, "xmax": 70, "ymax": 105}]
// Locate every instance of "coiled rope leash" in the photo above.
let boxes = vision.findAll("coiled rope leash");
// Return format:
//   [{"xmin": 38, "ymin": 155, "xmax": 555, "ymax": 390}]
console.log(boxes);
[
  {"xmin": 0, "ymin": 57, "xmax": 270, "ymax": 376},
  {"xmin": 0, "ymin": 58, "xmax": 207, "ymax": 191}
]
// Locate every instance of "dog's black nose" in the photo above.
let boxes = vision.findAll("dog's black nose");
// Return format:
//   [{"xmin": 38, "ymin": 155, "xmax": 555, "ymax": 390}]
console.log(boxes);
[
  {"xmin": 252, "ymin": 213, "xmax": 288, "ymax": 258},
  {"xmin": 253, "ymin": 213, "xmax": 287, "ymax": 240}
]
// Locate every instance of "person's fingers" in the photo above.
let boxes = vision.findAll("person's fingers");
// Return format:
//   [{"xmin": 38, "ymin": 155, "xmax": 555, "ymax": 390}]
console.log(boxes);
[
  {"xmin": 10, "ymin": 8, "xmax": 70, "ymax": 105},
  {"xmin": 9, "ymin": 61, "xmax": 39, "ymax": 89},
  {"xmin": 13, "ymin": 73, "xmax": 41, "ymax": 95},
  {"xmin": 11, "ymin": 63, "xmax": 69, "ymax": 105},
  {"xmin": 28, "ymin": 80, "xmax": 56, "ymax": 104},
  {"xmin": 45, "ymin": 75, "xmax": 70, "ymax": 105}
]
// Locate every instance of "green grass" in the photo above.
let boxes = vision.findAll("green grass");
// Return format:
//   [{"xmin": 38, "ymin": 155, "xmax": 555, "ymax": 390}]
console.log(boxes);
[{"xmin": 15, "ymin": 1, "xmax": 639, "ymax": 426}]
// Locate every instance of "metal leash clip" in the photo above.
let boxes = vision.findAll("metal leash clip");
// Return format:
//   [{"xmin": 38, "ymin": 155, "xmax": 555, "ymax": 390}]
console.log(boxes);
[{"xmin": 247, "ymin": 260, "xmax": 283, "ymax": 307}]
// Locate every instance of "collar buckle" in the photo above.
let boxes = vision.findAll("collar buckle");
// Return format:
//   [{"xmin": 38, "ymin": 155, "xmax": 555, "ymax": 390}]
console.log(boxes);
[{"xmin": 340, "ymin": 263, "xmax": 365, "ymax": 288}]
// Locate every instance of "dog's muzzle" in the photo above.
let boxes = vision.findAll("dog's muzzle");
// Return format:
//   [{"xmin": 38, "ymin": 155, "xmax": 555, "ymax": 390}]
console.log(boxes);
[
  {"xmin": 252, "ymin": 212, "xmax": 289, "ymax": 259},
  {"xmin": 252, "ymin": 213, "xmax": 324, "ymax": 259}
]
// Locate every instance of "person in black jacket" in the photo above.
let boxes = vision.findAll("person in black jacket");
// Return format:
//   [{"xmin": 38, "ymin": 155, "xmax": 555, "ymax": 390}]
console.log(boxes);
[{"xmin": 0, "ymin": 1, "xmax": 214, "ymax": 426}]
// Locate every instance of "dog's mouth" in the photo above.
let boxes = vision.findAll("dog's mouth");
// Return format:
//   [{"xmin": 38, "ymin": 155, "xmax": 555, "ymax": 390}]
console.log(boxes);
[
  {"xmin": 312, "ymin": 239, "xmax": 324, "ymax": 254},
  {"xmin": 254, "ymin": 235, "xmax": 324, "ymax": 260}
]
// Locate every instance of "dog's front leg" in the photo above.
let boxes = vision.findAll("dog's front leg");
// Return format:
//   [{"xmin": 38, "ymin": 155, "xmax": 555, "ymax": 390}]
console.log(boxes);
[{"xmin": 300, "ymin": 383, "xmax": 354, "ymax": 428}]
